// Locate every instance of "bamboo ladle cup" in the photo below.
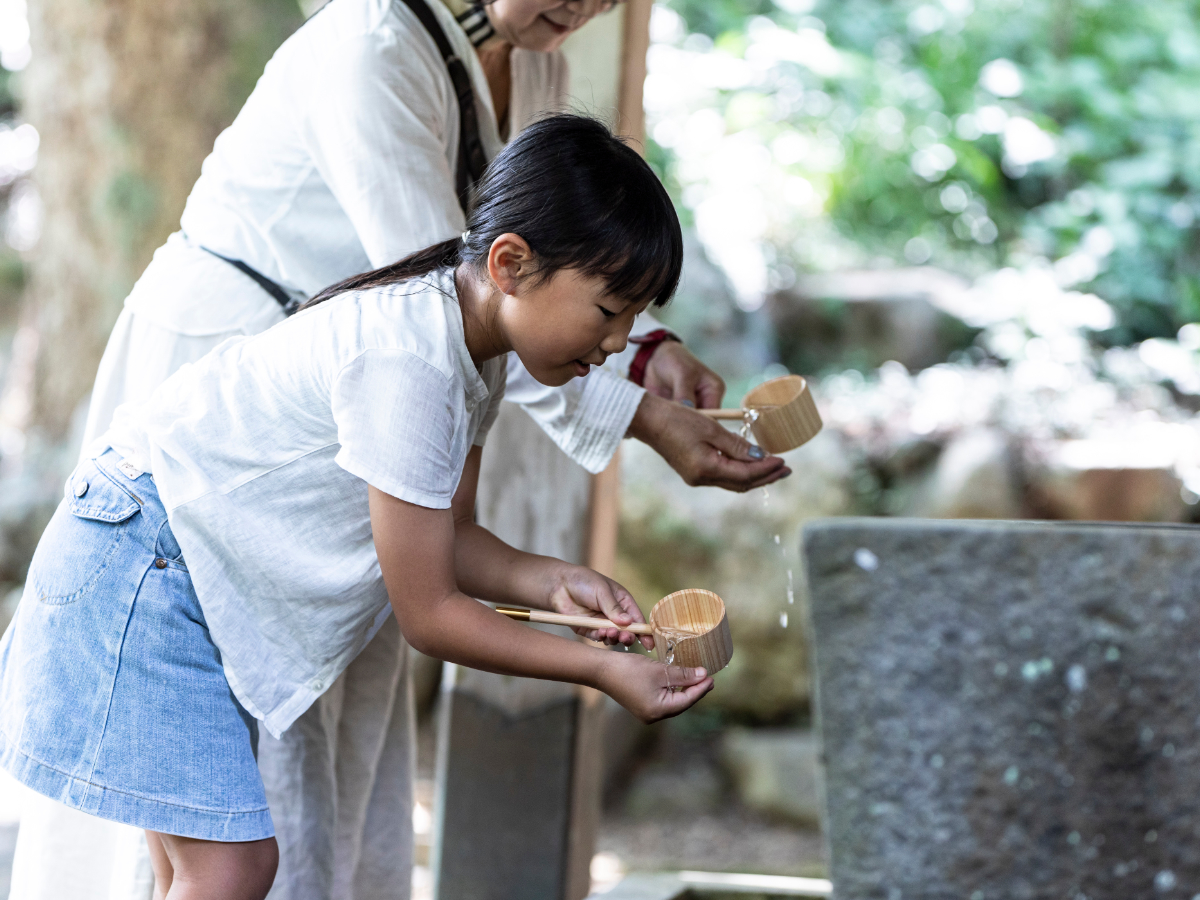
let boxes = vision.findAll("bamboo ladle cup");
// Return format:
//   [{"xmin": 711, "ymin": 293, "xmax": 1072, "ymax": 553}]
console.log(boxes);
[
  {"xmin": 698, "ymin": 374, "xmax": 822, "ymax": 454},
  {"xmin": 496, "ymin": 589, "xmax": 734, "ymax": 674}
]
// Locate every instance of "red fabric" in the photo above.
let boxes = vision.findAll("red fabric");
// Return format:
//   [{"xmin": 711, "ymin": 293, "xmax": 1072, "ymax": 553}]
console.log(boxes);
[{"xmin": 628, "ymin": 328, "xmax": 680, "ymax": 387}]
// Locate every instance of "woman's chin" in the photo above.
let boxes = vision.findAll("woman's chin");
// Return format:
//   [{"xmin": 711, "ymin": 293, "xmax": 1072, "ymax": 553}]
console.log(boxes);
[{"xmin": 513, "ymin": 19, "xmax": 573, "ymax": 52}]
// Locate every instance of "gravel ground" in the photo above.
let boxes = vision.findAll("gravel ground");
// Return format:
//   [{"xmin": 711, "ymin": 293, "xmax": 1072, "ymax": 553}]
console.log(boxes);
[
  {"xmin": 597, "ymin": 709, "xmax": 826, "ymax": 880},
  {"xmin": 597, "ymin": 811, "xmax": 825, "ymax": 878}
]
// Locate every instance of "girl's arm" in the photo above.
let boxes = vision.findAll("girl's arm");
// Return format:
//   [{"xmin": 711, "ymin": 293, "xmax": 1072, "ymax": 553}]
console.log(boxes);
[
  {"xmin": 448, "ymin": 447, "xmax": 648, "ymax": 648},
  {"xmin": 368, "ymin": 452, "xmax": 713, "ymax": 722}
]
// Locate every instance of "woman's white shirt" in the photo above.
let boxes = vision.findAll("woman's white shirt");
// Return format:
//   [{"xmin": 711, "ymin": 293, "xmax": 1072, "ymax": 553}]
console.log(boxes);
[
  {"xmin": 113, "ymin": 0, "xmax": 649, "ymax": 473},
  {"xmin": 175, "ymin": 0, "xmax": 511, "ymax": 295},
  {"xmin": 105, "ymin": 271, "xmax": 505, "ymax": 738}
]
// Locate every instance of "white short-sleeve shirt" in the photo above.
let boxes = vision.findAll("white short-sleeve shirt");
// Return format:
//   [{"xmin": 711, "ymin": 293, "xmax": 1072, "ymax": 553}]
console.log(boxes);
[{"xmin": 104, "ymin": 270, "xmax": 505, "ymax": 737}]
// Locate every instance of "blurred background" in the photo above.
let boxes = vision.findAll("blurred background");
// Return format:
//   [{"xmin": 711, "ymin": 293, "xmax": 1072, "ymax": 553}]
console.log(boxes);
[
  {"xmin": 599, "ymin": 0, "xmax": 1200, "ymax": 886},
  {"xmin": 4, "ymin": 0, "xmax": 1200, "ymax": 892}
]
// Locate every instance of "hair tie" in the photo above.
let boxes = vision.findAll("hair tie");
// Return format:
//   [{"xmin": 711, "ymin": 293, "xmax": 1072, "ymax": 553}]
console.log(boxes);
[{"xmin": 461, "ymin": 230, "xmax": 470, "ymax": 244}]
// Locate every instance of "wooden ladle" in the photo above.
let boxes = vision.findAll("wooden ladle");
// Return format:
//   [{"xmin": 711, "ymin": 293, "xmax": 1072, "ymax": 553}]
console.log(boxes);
[
  {"xmin": 496, "ymin": 589, "xmax": 734, "ymax": 674},
  {"xmin": 698, "ymin": 374, "xmax": 822, "ymax": 454}
]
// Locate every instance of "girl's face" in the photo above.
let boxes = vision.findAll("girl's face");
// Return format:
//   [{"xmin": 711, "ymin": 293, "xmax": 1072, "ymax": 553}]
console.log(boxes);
[
  {"xmin": 487, "ymin": 236, "xmax": 648, "ymax": 386},
  {"xmin": 485, "ymin": 0, "xmax": 617, "ymax": 53}
]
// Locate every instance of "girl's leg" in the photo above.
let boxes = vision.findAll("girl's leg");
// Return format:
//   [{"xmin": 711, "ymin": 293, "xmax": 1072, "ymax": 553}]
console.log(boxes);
[
  {"xmin": 145, "ymin": 831, "xmax": 277, "ymax": 900},
  {"xmin": 145, "ymin": 833, "xmax": 169, "ymax": 900}
]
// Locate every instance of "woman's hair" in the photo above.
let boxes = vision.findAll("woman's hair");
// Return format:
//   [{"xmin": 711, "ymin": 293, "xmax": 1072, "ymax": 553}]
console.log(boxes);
[{"xmin": 303, "ymin": 114, "xmax": 683, "ymax": 310}]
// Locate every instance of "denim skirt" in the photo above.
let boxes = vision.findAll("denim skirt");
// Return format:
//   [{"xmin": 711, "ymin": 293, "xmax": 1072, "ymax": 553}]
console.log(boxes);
[{"xmin": 0, "ymin": 449, "xmax": 272, "ymax": 841}]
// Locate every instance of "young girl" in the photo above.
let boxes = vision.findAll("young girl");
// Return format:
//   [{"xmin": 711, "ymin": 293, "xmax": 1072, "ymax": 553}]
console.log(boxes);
[{"xmin": 0, "ymin": 115, "xmax": 711, "ymax": 898}]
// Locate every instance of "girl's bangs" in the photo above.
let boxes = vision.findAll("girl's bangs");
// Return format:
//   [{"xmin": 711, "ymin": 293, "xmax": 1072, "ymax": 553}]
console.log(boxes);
[{"xmin": 580, "ymin": 214, "xmax": 682, "ymax": 308}]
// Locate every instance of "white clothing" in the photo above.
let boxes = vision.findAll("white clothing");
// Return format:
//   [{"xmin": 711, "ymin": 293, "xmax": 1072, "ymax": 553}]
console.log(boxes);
[
  {"xmin": 169, "ymin": 0, "xmax": 648, "ymax": 473},
  {"xmin": 259, "ymin": 613, "xmax": 414, "ymax": 900},
  {"xmin": 106, "ymin": 272, "xmax": 505, "ymax": 738},
  {"xmin": 178, "ymin": 0, "xmax": 513, "ymax": 295},
  {"xmin": 80, "ymin": 234, "xmax": 288, "ymax": 448}
]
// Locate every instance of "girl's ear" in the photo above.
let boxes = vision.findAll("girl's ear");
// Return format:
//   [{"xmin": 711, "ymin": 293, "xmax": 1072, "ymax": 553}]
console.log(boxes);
[{"xmin": 486, "ymin": 233, "xmax": 537, "ymax": 295}]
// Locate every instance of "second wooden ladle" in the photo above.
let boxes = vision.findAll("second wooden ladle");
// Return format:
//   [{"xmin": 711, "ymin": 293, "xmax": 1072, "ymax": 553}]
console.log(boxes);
[{"xmin": 497, "ymin": 588, "xmax": 734, "ymax": 674}]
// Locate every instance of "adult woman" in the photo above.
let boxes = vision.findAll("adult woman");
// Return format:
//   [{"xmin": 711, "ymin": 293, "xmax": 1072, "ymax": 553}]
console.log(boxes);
[{"xmin": 8, "ymin": 2, "xmax": 789, "ymax": 899}]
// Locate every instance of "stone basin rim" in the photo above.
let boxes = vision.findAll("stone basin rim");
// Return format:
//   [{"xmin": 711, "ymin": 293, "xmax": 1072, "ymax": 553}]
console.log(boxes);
[{"xmin": 802, "ymin": 516, "xmax": 1200, "ymax": 536}]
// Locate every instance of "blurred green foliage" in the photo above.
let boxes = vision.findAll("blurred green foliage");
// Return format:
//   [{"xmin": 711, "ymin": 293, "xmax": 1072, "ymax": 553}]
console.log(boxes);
[
  {"xmin": 0, "ymin": 65, "xmax": 14, "ymax": 119},
  {"xmin": 655, "ymin": 0, "xmax": 1200, "ymax": 344}
]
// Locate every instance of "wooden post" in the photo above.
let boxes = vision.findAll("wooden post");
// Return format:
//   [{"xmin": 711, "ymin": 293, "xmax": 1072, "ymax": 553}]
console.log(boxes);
[
  {"xmin": 617, "ymin": 0, "xmax": 653, "ymax": 146},
  {"xmin": 430, "ymin": 6, "xmax": 652, "ymax": 898}
]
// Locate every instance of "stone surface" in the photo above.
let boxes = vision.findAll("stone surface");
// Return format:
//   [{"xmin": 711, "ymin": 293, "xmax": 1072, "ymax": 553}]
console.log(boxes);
[
  {"xmin": 590, "ymin": 872, "xmax": 687, "ymax": 900},
  {"xmin": 803, "ymin": 518, "xmax": 1200, "ymax": 900},
  {"xmin": 720, "ymin": 728, "xmax": 822, "ymax": 827},
  {"xmin": 434, "ymin": 687, "xmax": 578, "ymax": 899}
]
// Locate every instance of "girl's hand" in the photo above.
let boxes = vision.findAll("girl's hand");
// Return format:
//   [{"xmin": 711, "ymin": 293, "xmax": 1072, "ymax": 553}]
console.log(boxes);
[
  {"xmin": 546, "ymin": 566, "xmax": 654, "ymax": 651},
  {"xmin": 599, "ymin": 651, "xmax": 713, "ymax": 723}
]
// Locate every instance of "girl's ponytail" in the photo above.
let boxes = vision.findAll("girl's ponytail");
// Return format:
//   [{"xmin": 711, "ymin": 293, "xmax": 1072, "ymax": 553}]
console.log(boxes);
[
  {"xmin": 303, "ymin": 115, "xmax": 683, "ymax": 312},
  {"xmin": 301, "ymin": 237, "xmax": 462, "ymax": 310}
]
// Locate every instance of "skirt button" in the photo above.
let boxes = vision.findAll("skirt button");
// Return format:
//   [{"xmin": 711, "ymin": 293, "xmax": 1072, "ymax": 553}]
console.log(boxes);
[
  {"xmin": 73, "ymin": 480, "xmax": 88, "ymax": 498},
  {"xmin": 154, "ymin": 558, "xmax": 168, "ymax": 569}
]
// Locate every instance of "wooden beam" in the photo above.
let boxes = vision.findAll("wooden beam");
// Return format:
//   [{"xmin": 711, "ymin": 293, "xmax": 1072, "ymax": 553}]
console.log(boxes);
[{"xmin": 617, "ymin": 0, "xmax": 653, "ymax": 143}]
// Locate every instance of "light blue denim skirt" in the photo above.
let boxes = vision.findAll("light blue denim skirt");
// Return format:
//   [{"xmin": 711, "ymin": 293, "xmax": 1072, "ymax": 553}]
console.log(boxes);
[{"xmin": 0, "ymin": 449, "xmax": 272, "ymax": 841}]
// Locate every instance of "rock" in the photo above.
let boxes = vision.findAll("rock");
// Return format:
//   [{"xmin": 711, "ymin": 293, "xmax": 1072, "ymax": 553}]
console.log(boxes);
[
  {"xmin": 621, "ymin": 756, "xmax": 725, "ymax": 821},
  {"xmin": 1036, "ymin": 465, "xmax": 1184, "ymax": 521},
  {"xmin": 1029, "ymin": 440, "xmax": 1185, "ymax": 521},
  {"xmin": 720, "ymin": 728, "xmax": 822, "ymax": 827},
  {"xmin": 899, "ymin": 429, "xmax": 1021, "ymax": 519},
  {"xmin": 771, "ymin": 268, "xmax": 976, "ymax": 374},
  {"xmin": 803, "ymin": 518, "xmax": 1200, "ymax": 900}
]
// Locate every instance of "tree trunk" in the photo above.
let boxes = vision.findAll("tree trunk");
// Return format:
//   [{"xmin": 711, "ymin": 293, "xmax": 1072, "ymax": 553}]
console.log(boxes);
[{"xmin": 20, "ymin": 0, "xmax": 303, "ymax": 441}]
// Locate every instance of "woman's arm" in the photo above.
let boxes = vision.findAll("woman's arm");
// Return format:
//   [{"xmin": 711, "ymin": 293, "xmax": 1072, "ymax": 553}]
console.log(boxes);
[{"xmin": 368, "ymin": 473, "xmax": 713, "ymax": 722}]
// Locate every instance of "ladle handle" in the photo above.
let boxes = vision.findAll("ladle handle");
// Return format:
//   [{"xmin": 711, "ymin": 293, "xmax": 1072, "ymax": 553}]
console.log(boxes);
[
  {"xmin": 698, "ymin": 408, "xmax": 750, "ymax": 420},
  {"xmin": 495, "ymin": 606, "xmax": 654, "ymax": 635}
]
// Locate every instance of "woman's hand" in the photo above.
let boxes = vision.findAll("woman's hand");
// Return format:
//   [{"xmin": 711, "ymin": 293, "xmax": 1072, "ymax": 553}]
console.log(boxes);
[
  {"xmin": 598, "ymin": 651, "xmax": 713, "ymax": 723},
  {"xmin": 627, "ymin": 393, "xmax": 791, "ymax": 492},
  {"xmin": 546, "ymin": 565, "xmax": 654, "ymax": 651}
]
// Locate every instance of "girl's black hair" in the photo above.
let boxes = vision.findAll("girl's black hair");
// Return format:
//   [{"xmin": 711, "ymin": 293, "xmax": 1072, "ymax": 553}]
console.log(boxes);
[{"xmin": 303, "ymin": 114, "xmax": 683, "ymax": 310}]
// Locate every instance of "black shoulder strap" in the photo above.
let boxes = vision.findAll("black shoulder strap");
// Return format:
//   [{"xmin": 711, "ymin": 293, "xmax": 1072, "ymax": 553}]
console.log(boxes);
[
  {"xmin": 399, "ymin": 0, "xmax": 488, "ymax": 214},
  {"xmin": 200, "ymin": 246, "xmax": 302, "ymax": 316}
]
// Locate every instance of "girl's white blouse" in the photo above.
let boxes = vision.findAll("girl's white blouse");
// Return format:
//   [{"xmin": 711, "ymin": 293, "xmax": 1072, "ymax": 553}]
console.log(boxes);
[
  {"xmin": 105, "ymin": 271, "xmax": 506, "ymax": 738},
  {"xmin": 115, "ymin": 0, "xmax": 650, "ymax": 474}
]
